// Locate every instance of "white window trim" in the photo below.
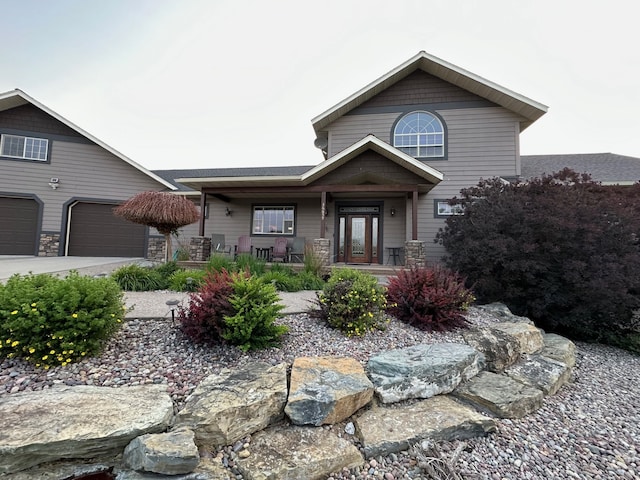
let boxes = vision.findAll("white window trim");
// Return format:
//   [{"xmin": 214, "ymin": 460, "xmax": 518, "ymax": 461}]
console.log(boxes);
[
  {"xmin": 436, "ymin": 200, "xmax": 464, "ymax": 217},
  {"xmin": 0, "ymin": 134, "xmax": 49, "ymax": 161}
]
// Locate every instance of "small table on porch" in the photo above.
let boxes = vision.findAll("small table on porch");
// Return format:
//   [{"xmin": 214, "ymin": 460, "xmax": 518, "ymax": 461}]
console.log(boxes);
[
  {"xmin": 255, "ymin": 247, "xmax": 271, "ymax": 261},
  {"xmin": 385, "ymin": 246, "xmax": 402, "ymax": 265}
]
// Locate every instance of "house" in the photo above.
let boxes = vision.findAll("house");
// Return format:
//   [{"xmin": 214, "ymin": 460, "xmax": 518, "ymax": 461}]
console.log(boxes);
[
  {"xmin": 521, "ymin": 153, "xmax": 640, "ymax": 185},
  {"xmin": 0, "ymin": 89, "xmax": 175, "ymax": 258},
  {"xmin": 155, "ymin": 51, "xmax": 548, "ymax": 266}
]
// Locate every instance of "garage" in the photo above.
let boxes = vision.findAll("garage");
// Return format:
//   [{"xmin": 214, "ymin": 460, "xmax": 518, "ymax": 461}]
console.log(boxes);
[
  {"xmin": 67, "ymin": 202, "xmax": 146, "ymax": 257},
  {"xmin": 0, "ymin": 197, "xmax": 39, "ymax": 255}
]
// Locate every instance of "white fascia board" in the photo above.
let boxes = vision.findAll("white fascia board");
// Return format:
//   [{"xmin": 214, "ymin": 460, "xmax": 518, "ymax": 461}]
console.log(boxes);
[{"xmin": 2, "ymin": 89, "xmax": 176, "ymax": 191}]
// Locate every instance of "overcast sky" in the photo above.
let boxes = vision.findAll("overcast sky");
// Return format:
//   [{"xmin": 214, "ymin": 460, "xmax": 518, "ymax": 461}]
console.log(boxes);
[{"xmin": 1, "ymin": 0, "xmax": 638, "ymax": 170}]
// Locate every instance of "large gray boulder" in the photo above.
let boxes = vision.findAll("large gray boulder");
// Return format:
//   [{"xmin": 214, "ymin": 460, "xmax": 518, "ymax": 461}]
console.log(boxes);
[
  {"xmin": 454, "ymin": 371, "xmax": 544, "ymax": 418},
  {"xmin": 540, "ymin": 333, "xmax": 577, "ymax": 368},
  {"xmin": 123, "ymin": 428, "xmax": 199, "ymax": 475},
  {"xmin": 473, "ymin": 303, "xmax": 533, "ymax": 323},
  {"xmin": 236, "ymin": 425, "xmax": 363, "ymax": 480},
  {"xmin": 505, "ymin": 354, "xmax": 572, "ymax": 395},
  {"xmin": 354, "ymin": 395, "xmax": 497, "ymax": 458},
  {"xmin": 174, "ymin": 362, "xmax": 287, "ymax": 446},
  {"xmin": 285, "ymin": 356, "xmax": 374, "ymax": 426},
  {"xmin": 463, "ymin": 326, "xmax": 521, "ymax": 373},
  {"xmin": 0, "ymin": 385, "xmax": 174, "ymax": 475},
  {"xmin": 366, "ymin": 343, "xmax": 485, "ymax": 404},
  {"xmin": 491, "ymin": 322, "xmax": 545, "ymax": 354}
]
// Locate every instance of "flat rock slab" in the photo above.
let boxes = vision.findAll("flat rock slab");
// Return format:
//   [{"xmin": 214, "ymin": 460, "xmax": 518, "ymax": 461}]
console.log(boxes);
[
  {"xmin": 366, "ymin": 343, "xmax": 485, "ymax": 404},
  {"xmin": 0, "ymin": 385, "xmax": 174, "ymax": 475},
  {"xmin": 236, "ymin": 424, "xmax": 363, "ymax": 480},
  {"xmin": 463, "ymin": 326, "xmax": 521, "ymax": 373},
  {"xmin": 454, "ymin": 371, "xmax": 544, "ymax": 418},
  {"xmin": 174, "ymin": 362, "xmax": 287, "ymax": 447},
  {"xmin": 285, "ymin": 356, "xmax": 374, "ymax": 426},
  {"xmin": 505, "ymin": 354, "xmax": 572, "ymax": 395},
  {"xmin": 123, "ymin": 428, "xmax": 199, "ymax": 475},
  {"xmin": 490, "ymin": 322, "xmax": 544, "ymax": 354},
  {"xmin": 354, "ymin": 395, "xmax": 497, "ymax": 458},
  {"xmin": 540, "ymin": 333, "xmax": 577, "ymax": 368}
]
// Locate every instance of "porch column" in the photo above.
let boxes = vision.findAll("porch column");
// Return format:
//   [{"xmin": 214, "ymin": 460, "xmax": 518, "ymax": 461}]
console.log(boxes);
[
  {"xmin": 404, "ymin": 240, "xmax": 426, "ymax": 267},
  {"xmin": 313, "ymin": 238, "xmax": 331, "ymax": 274},
  {"xmin": 411, "ymin": 190, "xmax": 418, "ymax": 240},
  {"xmin": 198, "ymin": 192, "xmax": 207, "ymax": 236},
  {"xmin": 320, "ymin": 191, "xmax": 327, "ymax": 239}
]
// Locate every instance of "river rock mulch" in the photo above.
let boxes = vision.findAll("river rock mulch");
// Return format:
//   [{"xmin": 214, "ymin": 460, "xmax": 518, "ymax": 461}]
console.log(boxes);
[{"xmin": 1, "ymin": 308, "xmax": 639, "ymax": 479}]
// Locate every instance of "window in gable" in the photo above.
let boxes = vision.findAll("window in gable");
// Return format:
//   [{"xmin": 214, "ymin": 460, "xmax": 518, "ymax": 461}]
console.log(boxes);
[
  {"xmin": 393, "ymin": 111, "xmax": 444, "ymax": 158},
  {"xmin": 0, "ymin": 134, "xmax": 49, "ymax": 161},
  {"xmin": 252, "ymin": 205, "xmax": 295, "ymax": 235}
]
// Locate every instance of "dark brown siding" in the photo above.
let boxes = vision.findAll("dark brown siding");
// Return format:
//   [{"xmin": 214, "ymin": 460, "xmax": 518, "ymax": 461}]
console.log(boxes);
[
  {"xmin": 0, "ymin": 104, "xmax": 85, "ymax": 138},
  {"xmin": 357, "ymin": 71, "xmax": 489, "ymax": 109},
  {"xmin": 68, "ymin": 202, "xmax": 146, "ymax": 257},
  {"xmin": 311, "ymin": 151, "xmax": 428, "ymax": 186},
  {"xmin": 0, "ymin": 197, "xmax": 39, "ymax": 254}
]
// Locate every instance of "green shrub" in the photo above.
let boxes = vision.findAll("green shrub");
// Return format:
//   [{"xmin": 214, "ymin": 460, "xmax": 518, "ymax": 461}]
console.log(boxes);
[
  {"xmin": 153, "ymin": 261, "xmax": 182, "ymax": 289},
  {"xmin": 296, "ymin": 270, "xmax": 326, "ymax": 290},
  {"xmin": 222, "ymin": 274, "xmax": 288, "ymax": 351},
  {"xmin": 386, "ymin": 266, "xmax": 474, "ymax": 331},
  {"xmin": 303, "ymin": 245, "xmax": 324, "ymax": 277},
  {"xmin": 177, "ymin": 270, "xmax": 288, "ymax": 351},
  {"xmin": 0, "ymin": 272, "xmax": 124, "ymax": 368},
  {"xmin": 261, "ymin": 269, "xmax": 302, "ymax": 292},
  {"xmin": 111, "ymin": 264, "xmax": 163, "ymax": 291},
  {"xmin": 314, "ymin": 268, "xmax": 388, "ymax": 336},
  {"xmin": 168, "ymin": 269, "xmax": 207, "ymax": 292},
  {"xmin": 235, "ymin": 253, "xmax": 266, "ymax": 276},
  {"xmin": 206, "ymin": 254, "xmax": 236, "ymax": 274}
]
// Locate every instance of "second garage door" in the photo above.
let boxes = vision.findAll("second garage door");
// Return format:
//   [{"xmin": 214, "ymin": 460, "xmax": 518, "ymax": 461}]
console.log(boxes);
[{"xmin": 67, "ymin": 202, "xmax": 146, "ymax": 257}]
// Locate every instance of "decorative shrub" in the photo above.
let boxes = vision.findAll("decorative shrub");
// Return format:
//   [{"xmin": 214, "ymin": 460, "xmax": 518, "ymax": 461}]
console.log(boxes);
[
  {"xmin": 206, "ymin": 254, "xmax": 236, "ymax": 274},
  {"xmin": 111, "ymin": 264, "xmax": 164, "ymax": 291},
  {"xmin": 177, "ymin": 269, "xmax": 235, "ymax": 344},
  {"xmin": 153, "ymin": 261, "xmax": 182, "ymax": 289},
  {"xmin": 260, "ymin": 270, "xmax": 302, "ymax": 292},
  {"xmin": 303, "ymin": 245, "xmax": 324, "ymax": 278},
  {"xmin": 386, "ymin": 266, "xmax": 474, "ymax": 331},
  {"xmin": 297, "ymin": 270, "xmax": 326, "ymax": 291},
  {"xmin": 168, "ymin": 269, "xmax": 207, "ymax": 292},
  {"xmin": 235, "ymin": 253, "xmax": 266, "ymax": 276},
  {"xmin": 436, "ymin": 169, "xmax": 640, "ymax": 353},
  {"xmin": 177, "ymin": 270, "xmax": 288, "ymax": 350},
  {"xmin": 314, "ymin": 268, "xmax": 388, "ymax": 336},
  {"xmin": 0, "ymin": 272, "xmax": 124, "ymax": 368},
  {"xmin": 222, "ymin": 275, "xmax": 288, "ymax": 351}
]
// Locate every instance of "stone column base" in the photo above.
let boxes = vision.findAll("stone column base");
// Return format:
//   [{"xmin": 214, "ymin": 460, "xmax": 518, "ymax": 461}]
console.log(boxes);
[
  {"xmin": 38, "ymin": 233, "xmax": 60, "ymax": 256},
  {"xmin": 189, "ymin": 236, "xmax": 211, "ymax": 262},
  {"xmin": 313, "ymin": 238, "xmax": 331, "ymax": 274},
  {"xmin": 404, "ymin": 240, "xmax": 426, "ymax": 268},
  {"xmin": 147, "ymin": 237, "xmax": 166, "ymax": 262}
]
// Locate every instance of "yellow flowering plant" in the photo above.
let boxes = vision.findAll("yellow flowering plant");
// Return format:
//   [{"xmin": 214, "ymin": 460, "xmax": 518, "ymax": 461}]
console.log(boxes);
[
  {"xmin": 0, "ymin": 272, "xmax": 124, "ymax": 368},
  {"xmin": 313, "ymin": 268, "xmax": 388, "ymax": 337}
]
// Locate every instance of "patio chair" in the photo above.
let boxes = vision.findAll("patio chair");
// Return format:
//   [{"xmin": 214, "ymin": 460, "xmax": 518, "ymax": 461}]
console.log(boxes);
[
  {"xmin": 211, "ymin": 233, "xmax": 232, "ymax": 256},
  {"xmin": 271, "ymin": 237, "xmax": 289, "ymax": 262},
  {"xmin": 234, "ymin": 235, "xmax": 253, "ymax": 258},
  {"xmin": 288, "ymin": 237, "xmax": 305, "ymax": 263}
]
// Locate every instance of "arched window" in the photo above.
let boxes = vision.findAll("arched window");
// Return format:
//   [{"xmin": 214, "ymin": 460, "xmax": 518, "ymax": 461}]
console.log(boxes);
[{"xmin": 393, "ymin": 111, "xmax": 444, "ymax": 158}]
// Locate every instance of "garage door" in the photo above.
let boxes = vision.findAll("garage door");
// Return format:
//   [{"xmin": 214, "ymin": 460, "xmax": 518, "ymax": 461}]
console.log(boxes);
[
  {"xmin": 0, "ymin": 197, "xmax": 39, "ymax": 255},
  {"xmin": 67, "ymin": 202, "xmax": 146, "ymax": 257}
]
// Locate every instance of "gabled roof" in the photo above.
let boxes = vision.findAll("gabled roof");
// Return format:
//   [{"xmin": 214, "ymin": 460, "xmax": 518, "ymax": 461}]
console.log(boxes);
[
  {"xmin": 0, "ymin": 89, "xmax": 176, "ymax": 190},
  {"xmin": 312, "ymin": 51, "xmax": 548, "ymax": 132},
  {"xmin": 521, "ymin": 153, "xmax": 640, "ymax": 185},
  {"xmin": 169, "ymin": 135, "xmax": 443, "ymax": 191},
  {"xmin": 301, "ymin": 135, "xmax": 443, "ymax": 185}
]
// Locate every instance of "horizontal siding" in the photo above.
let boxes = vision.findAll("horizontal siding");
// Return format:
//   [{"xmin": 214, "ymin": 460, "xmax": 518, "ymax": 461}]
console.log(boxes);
[{"xmin": 0, "ymin": 140, "xmax": 168, "ymax": 232}]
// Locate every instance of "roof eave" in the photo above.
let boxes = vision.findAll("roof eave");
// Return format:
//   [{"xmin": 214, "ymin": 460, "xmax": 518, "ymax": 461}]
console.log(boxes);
[{"xmin": 175, "ymin": 175, "xmax": 303, "ymax": 190}]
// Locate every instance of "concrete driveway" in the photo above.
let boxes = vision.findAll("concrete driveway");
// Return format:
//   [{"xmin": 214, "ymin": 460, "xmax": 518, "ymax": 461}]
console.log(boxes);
[{"xmin": 0, "ymin": 256, "xmax": 142, "ymax": 282}]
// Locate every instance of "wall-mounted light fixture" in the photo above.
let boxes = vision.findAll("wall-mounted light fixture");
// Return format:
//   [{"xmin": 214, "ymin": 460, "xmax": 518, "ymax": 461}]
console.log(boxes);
[
  {"xmin": 49, "ymin": 177, "xmax": 60, "ymax": 190},
  {"xmin": 390, "ymin": 207, "xmax": 396, "ymax": 217},
  {"xmin": 225, "ymin": 207, "xmax": 232, "ymax": 216}
]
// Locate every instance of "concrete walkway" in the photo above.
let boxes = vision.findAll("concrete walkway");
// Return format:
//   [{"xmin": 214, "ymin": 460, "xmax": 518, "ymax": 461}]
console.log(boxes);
[{"xmin": 0, "ymin": 256, "xmax": 142, "ymax": 282}]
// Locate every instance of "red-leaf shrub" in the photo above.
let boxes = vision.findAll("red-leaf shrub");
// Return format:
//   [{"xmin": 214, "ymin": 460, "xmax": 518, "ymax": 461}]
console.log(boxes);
[
  {"xmin": 177, "ymin": 269, "xmax": 238, "ymax": 344},
  {"xmin": 386, "ymin": 266, "xmax": 475, "ymax": 332}
]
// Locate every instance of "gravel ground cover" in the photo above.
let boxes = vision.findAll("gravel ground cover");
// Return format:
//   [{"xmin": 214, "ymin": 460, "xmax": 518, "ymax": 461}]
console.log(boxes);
[{"xmin": 1, "ymin": 300, "xmax": 639, "ymax": 479}]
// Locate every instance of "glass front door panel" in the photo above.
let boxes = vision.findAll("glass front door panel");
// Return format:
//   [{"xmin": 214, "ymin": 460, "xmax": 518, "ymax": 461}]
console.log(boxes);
[{"xmin": 351, "ymin": 217, "xmax": 366, "ymax": 257}]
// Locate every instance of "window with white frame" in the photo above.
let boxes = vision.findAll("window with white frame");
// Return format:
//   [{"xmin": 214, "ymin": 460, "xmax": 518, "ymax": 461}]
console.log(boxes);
[
  {"xmin": 393, "ymin": 111, "xmax": 444, "ymax": 158},
  {"xmin": 252, "ymin": 205, "xmax": 295, "ymax": 235},
  {"xmin": 0, "ymin": 134, "xmax": 49, "ymax": 161},
  {"xmin": 435, "ymin": 200, "xmax": 464, "ymax": 217}
]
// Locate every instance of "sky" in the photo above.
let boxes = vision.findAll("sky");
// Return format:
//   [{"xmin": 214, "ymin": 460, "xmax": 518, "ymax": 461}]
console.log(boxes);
[{"xmin": 1, "ymin": 0, "xmax": 639, "ymax": 171}]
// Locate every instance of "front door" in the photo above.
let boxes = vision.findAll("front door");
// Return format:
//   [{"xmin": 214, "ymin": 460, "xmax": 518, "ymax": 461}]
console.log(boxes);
[{"xmin": 337, "ymin": 212, "xmax": 380, "ymax": 264}]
